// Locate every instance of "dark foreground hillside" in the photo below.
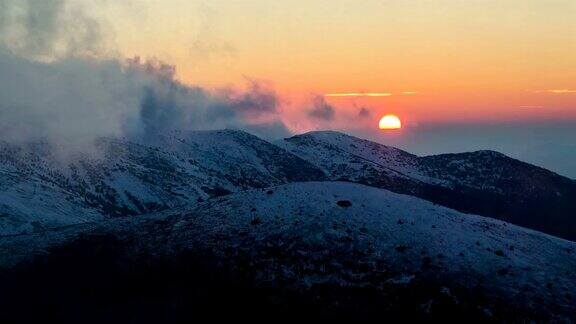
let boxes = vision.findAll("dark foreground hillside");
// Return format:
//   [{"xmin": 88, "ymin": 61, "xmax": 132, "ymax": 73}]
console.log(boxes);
[
  {"xmin": 0, "ymin": 234, "xmax": 546, "ymax": 323},
  {"xmin": 1, "ymin": 182, "xmax": 574, "ymax": 323}
]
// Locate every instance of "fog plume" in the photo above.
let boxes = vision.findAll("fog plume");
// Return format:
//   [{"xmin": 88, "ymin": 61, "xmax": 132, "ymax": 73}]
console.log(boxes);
[
  {"xmin": 0, "ymin": 0, "xmax": 107, "ymax": 61},
  {"xmin": 307, "ymin": 96, "xmax": 335, "ymax": 121},
  {"xmin": 0, "ymin": 0, "xmax": 290, "ymax": 153}
]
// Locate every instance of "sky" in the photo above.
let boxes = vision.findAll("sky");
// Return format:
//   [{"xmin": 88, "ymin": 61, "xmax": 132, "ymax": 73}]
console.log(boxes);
[
  {"xmin": 0, "ymin": 0, "xmax": 575, "ymax": 177},
  {"xmin": 103, "ymin": 0, "xmax": 576, "ymax": 121}
]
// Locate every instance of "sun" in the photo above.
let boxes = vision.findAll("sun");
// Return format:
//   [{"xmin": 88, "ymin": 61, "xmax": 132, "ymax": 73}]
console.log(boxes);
[{"xmin": 379, "ymin": 115, "xmax": 402, "ymax": 130}]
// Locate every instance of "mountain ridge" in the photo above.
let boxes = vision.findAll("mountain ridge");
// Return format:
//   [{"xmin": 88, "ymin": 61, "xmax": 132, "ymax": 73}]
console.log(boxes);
[
  {"xmin": 0, "ymin": 130, "xmax": 325, "ymax": 235},
  {"xmin": 1, "ymin": 130, "xmax": 576, "ymax": 321},
  {"xmin": 1, "ymin": 128, "xmax": 575, "ymax": 240},
  {"xmin": 279, "ymin": 130, "xmax": 576, "ymax": 240}
]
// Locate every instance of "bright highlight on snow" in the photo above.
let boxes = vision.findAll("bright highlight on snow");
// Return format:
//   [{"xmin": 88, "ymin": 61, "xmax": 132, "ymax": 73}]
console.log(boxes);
[{"xmin": 379, "ymin": 115, "xmax": 402, "ymax": 130}]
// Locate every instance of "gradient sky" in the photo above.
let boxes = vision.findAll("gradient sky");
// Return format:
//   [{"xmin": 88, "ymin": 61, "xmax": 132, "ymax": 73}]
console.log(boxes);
[
  {"xmin": 2, "ymin": 0, "xmax": 575, "ymax": 177},
  {"xmin": 99, "ymin": 0, "xmax": 576, "ymax": 124}
]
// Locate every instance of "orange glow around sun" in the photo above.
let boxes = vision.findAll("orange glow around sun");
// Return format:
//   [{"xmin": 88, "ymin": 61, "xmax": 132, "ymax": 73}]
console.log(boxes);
[{"xmin": 379, "ymin": 115, "xmax": 402, "ymax": 130}]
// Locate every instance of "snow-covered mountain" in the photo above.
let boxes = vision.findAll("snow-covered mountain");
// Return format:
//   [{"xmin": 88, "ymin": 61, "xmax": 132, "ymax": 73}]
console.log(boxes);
[
  {"xmin": 0, "ymin": 130, "xmax": 324, "ymax": 235},
  {"xmin": 278, "ymin": 131, "xmax": 576, "ymax": 240},
  {"xmin": 2, "ymin": 128, "xmax": 575, "ymax": 241},
  {"xmin": 1, "ymin": 182, "xmax": 574, "ymax": 321},
  {"xmin": 1, "ymin": 129, "xmax": 575, "ymax": 321}
]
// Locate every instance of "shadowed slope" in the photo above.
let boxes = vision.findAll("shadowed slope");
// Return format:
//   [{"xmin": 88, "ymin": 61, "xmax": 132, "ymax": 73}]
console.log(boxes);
[
  {"xmin": 279, "ymin": 131, "xmax": 576, "ymax": 240},
  {"xmin": 1, "ymin": 182, "xmax": 574, "ymax": 322}
]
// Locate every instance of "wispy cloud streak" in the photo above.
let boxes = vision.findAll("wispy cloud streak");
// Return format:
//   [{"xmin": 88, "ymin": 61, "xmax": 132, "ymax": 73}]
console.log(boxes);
[
  {"xmin": 536, "ymin": 89, "xmax": 576, "ymax": 94},
  {"xmin": 325, "ymin": 91, "xmax": 418, "ymax": 97},
  {"xmin": 325, "ymin": 92, "xmax": 393, "ymax": 97}
]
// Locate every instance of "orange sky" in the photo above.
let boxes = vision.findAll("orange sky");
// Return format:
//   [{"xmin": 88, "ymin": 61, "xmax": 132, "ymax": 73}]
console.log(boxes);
[{"xmin": 94, "ymin": 0, "xmax": 576, "ymax": 128}]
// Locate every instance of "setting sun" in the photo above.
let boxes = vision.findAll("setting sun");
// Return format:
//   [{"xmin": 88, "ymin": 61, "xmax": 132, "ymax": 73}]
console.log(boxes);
[{"xmin": 379, "ymin": 115, "xmax": 402, "ymax": 130}]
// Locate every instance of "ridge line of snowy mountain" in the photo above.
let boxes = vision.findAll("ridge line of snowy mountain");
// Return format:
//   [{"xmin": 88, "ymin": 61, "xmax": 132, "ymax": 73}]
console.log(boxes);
[{"xmin": 1, "ymin": 128, "xmax": 575, "ymax": 241}]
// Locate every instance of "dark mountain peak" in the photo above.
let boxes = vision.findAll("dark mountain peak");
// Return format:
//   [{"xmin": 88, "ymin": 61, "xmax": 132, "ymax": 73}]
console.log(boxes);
[
  {"xmin": 197, "ymin": 128, "xmax": 258, "ymax": 138},
  {"xmin": 161, "ymin": 128, "xmax": 265, "ymax": 143},
  {"xmin": 420, "ymin": 148, "xmax": 569, "ymax": 183},
  {"xmin": 456, "ymin": 149, "xmax": 508, "ymax": 159},
  {"xmin": 296, "ymin": 130, "xmax": 350, "ymax": 137},
  {"xmin": 471, "ymin": 149, "xmax": 507, "ymax": 157},
  {"xmin": 291, "ymin": 130, "xmax": 375, "ymax": 143},
  {"xmin": 424, "ymin": 149, "xmax": 509, "ymax": 162},
  {"xmin": 286, "ymin": 130, "xmax": 370, "ymax": 144},
  {"xmin": 280, "ymin": 130, "xmax": 576, "ymax": 240}
]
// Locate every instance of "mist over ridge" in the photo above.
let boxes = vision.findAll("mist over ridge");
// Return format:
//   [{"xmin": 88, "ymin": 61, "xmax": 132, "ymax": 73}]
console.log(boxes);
[{"xmin": 0, "ymin": 0, "xmax": 292, "ymax": 154}]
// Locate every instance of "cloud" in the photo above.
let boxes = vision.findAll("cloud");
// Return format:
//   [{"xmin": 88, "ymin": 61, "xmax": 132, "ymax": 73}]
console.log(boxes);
[
  {"xmin": 537, "ymin": 89, "xmax": 576, "ymax": 94},
  {"xmin": 0, "ymin": 50, "xmax": 289, "ymax": 148},
  {"xmin": 324, "ymin": 91, "xmax": 418, "ymax": 97},
  {"xmin": 357, "ymin": 107, "xmax": 372, "ymax": 119},
  {"xmin": 245, "ymin": 121, "xmax": 292, "ymax": 140},
  {"xmin": 325, "ymin": 92, "xmax": 392, "ymax": 97},
  {"xmin": 225, "ymin": 79, "xmax": 280, "ymax": 116},
  {"xmin": 134, "ymin": 69, "xmax": 284, "ymax": 140},
  {"xmin": 307, "ymin": 96, "xmax": 335, "ymax": 121},
  {"xmin": 0, "ymin": 0, "xmax": 107, "ymax": 61},
  {"xmin": 519, "ymin": 105, "xmax": 545, "ymax": 109},
  {"xmin": 0, "ymin": 0, "xmax": 291, "ymax": 153},
  {"xmin": 0, "ymin": 49, "xmax": 141, "ymax": 148}
]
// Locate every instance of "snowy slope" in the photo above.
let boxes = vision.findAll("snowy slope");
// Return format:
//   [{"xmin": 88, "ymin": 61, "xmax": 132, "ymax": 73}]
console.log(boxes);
[
  {"xmin": 277, "ymin": 130, "xmax": 438, "ymax": 184},
  {"xmin": 149, "ymin": 129, "xmax": 326, "ymax": 188},
  {"xmin": 2, "ymin": 128, "xmax": 575, "ymax": 240},
  {"xmin": 278, "ymin": 131, "xmax": 576, "ymax": 240},
  {"xmin": 0, "ymin": 130, "xmax": 324, "ymax": 235},
  {"xmin": 1, "ymin": 182, "xmax": 574, "ymax": 321}
]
